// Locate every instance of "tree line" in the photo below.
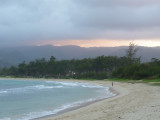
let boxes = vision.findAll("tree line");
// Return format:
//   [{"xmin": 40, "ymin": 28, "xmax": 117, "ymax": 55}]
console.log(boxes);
[
  {"xmin": 113, "ymin": 58, "xmax": 160, "ymax": 80},
  {"xmin": 0, "ymin": 43, "xmax": 160, "ymax": 80},
  {"xmin": 0, "ymin": 56, "xmax": 131, "ymax": 79},
  {"xmin": 112, "ymin": 43, "xmax": 160, "ymax": 80}
]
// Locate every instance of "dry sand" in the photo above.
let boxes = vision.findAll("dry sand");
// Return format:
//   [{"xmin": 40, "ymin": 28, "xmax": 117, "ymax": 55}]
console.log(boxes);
[{"xmin": 42, "ymin": 79, "xmax": 160, "ymax": 120}]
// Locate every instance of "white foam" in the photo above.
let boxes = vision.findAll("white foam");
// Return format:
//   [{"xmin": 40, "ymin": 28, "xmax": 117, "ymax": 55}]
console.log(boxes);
[
  {"xmin": 0, "ymin": 80, "xmax": 116, "ymax": 120},
  {"xmin": 46, "ymin": 81, "xmax": 116, "ymax": 97},
  {"xmin": 0, "ymin": 91, "xmax": 8, "ymax": 94},
  {"xmin": 32, "ymin": 85, "xmax": 63, "ymax": 89},
  {"xmin": 54, "ymin": 81, "xmax": 79, "ymax": 87},
  {"xmin": 48, "ymin": 81, "xmax": 105, "ymax": 88},
  {"xmin": 0, "ymin": 85, "xmax": 64, "ymax": 95},
  {"xmin": 105, "ymin": 88, "xmax": 116, "ymax": 97},
  {"xmin": 46, "ymin": 81, "xmax": 116, "ymax": 99},
  {"xmin": 0, "ymin": 98, "xmax": 98, "ymax": 120},
  {"xmin": 81, "ymin": 84, "xmax": 104, "ymax": 88}
]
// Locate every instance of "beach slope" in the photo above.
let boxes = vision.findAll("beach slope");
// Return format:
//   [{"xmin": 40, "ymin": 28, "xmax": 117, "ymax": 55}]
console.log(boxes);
[{"xmin": 44, "ymin": 80, "xmax": 160, "ymax": 120}]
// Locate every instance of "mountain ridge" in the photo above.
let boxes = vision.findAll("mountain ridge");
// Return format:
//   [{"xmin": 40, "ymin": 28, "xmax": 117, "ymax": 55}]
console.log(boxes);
[{"xmin": 0, "ymin": 45, "xmax": 160, "ymax": 68}]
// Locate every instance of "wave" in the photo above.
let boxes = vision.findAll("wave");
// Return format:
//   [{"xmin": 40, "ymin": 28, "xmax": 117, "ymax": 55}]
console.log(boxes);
[
  {"xmin": 0, "ymin": 81, "xmax": 108, "ymax": 96},
  {"xmin": 0, "ymin": 85, "xmax": 63, "ymax": 95},
  {"xmin": 0, "ymin": 91, "xmax": 7, "ymax": 94},
  {"xmin": 81, "ymin": 84, "xmax": 105, "ymax": 88},
  {"xmin": 45, "ymin": 81, "xmax": 116, "ymax": 96},
  {"xmin": 0, "ymin": 98, "xmax": 97, "ymax": 120},
  {"xmin": 52, "ymin": 81, "xmax": 79, "ymax": 87},
  {"xmin": 105, "ymin": 88, "xmax": 116, "ymax": 97},
  {"xmin": 46, "ymin": 81, "xmax": 106, "ymax": 88},
  {"xmin": 0, "ymin": 94, "xmax": 116, "ymax": 120},
  {"xmin": 0, "ymin": 81, "xmax": 116, "ymax": 120},
  {"xmin": 32, "ymin": 85, "xmax": 63, "ymax": 89},
  {"xmin": 0, "ymin": 81, "xmax": 116, "ymax": 98}
]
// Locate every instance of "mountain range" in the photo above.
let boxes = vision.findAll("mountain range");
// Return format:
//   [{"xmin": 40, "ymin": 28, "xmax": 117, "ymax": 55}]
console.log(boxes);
[{"xmin": 0, "ymin": 45, "xmax": 160, "ymax": 68}]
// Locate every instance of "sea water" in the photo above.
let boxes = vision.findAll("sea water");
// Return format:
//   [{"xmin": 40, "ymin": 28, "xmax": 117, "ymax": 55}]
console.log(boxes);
[{"xmin": 0, "ymin": 79, "xmax": 115, "ymax": 120}]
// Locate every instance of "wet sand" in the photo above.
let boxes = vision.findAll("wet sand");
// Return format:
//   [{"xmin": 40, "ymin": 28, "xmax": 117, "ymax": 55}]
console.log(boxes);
[{"xmin": 42, "ymin": 79, "xmax": 160, "ymax": 120}]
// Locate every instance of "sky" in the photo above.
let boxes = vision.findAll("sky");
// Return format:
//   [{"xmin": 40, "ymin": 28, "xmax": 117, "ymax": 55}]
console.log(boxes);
[{"xmin": 0, "ymin": 0, "xmax": 160, "ymax": 47}]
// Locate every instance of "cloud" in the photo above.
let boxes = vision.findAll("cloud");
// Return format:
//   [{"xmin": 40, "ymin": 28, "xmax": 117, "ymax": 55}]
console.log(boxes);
[
  {"xmin": 0, "ymin": 0, "xmax": 160, "ymax": 46},
  {"xmin": 71, "ymin": 0, "xmax": 160, "ymax": 30},
  {"xmin": 75, "ymin": 0, "xmax": 160, "ymax": 7}
]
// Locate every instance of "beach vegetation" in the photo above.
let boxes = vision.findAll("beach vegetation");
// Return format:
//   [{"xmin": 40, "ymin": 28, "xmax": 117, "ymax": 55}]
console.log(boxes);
[
  {"xmin": 0, "ymin": 56, "xmax": 128, "ymax": 80},
  {"xmin": 1, "ymin": 43, "xmax": 160, "ymax": 81}
]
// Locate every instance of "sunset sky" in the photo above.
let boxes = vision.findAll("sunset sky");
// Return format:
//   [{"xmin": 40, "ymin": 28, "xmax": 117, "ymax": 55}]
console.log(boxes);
[{"xmin": 0, "ymin": 0, "xmax": 160, "ymax": 47}]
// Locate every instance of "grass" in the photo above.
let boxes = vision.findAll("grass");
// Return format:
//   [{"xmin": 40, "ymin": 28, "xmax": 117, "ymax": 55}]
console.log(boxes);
[
  {"xmin": 151, "ymin": 83, "xmax": 160, "ymax": 86},
  {"xmin": 109, "ymin": 78, "xmax": 160, "ymax": 85},
  {"xmin": 109, "ymin": 78, "xmax": 130, "ymax": 82},
  {"xmin": 141, "ymin": 79, "xmax": 160, "ymax": 83}
]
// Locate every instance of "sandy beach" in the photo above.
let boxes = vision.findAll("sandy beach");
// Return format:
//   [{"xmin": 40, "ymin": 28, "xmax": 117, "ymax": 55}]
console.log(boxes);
[
  {"xmin": 40, "ymin": 79, "xmax": 160, "ymax": 120},
  {"xmin": 1, "ymin": 78, "xmax": 160, "ymax": 120}
]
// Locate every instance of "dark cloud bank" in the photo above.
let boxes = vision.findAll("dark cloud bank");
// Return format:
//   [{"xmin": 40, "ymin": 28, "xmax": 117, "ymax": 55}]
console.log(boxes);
[{"xmin": 0, "ymin": 0, "xmax": 160, "ymax": 46}]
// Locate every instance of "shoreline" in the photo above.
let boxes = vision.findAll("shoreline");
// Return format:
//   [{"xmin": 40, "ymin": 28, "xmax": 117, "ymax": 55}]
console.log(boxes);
[
  {"xmin": 34, "ymin": 87, "xmax": 119, "ymax": 120},
  {"xmin": 0, "ymin": 78, "xmax": 119, "ymax": 120},
  {"xmin": 35, "ymin": 79, "xmax": 160, "ymax": 120},
  {"xmin": 1, "ymin": 78, "xmax": 160, "ymax": 120},
  {"xmin": 34, "ymin": 79, "xmax": 125, "ymax": 120},
  {"xmin": 35, "ymin": 97, "xmax": 114, "ymax": 120}
]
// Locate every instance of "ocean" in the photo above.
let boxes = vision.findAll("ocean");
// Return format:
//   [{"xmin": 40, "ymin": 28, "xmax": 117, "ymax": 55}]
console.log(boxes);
[{"xmin": 0, "ymin": 79, "xmax": 115, "ymax": 120}]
